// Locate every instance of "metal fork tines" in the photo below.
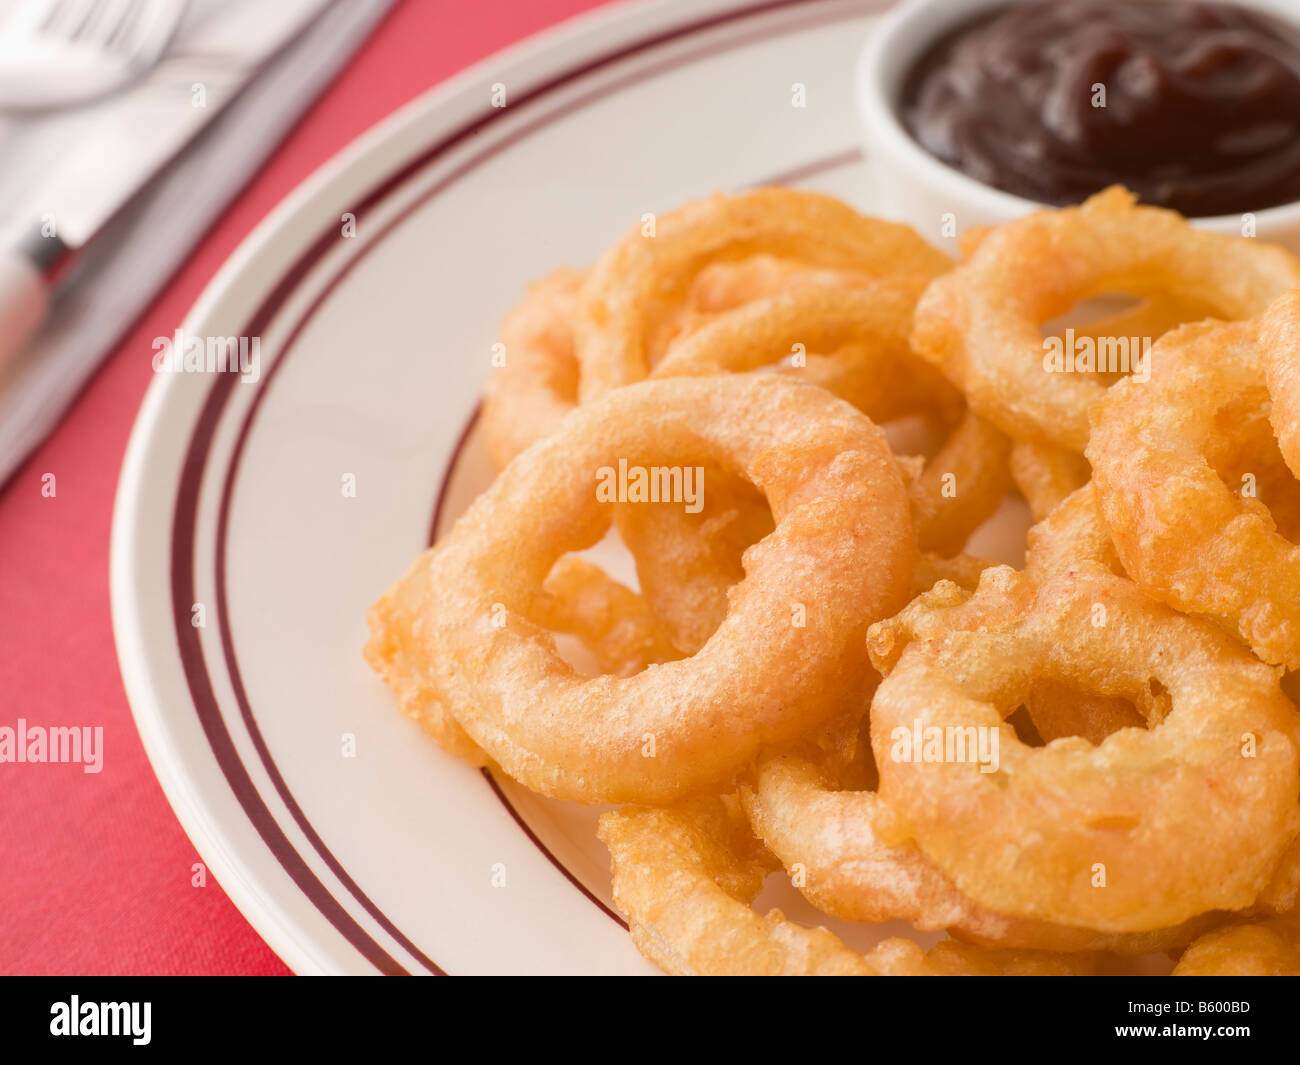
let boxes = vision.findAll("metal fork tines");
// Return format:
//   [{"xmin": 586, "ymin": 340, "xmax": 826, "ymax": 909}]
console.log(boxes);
[{"xmin": 0, "ymin": 0, "xmax": 188, "ymax": 112}]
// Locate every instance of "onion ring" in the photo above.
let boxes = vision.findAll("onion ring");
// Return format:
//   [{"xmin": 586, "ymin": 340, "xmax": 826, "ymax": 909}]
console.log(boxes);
[
  {"xmin": 1026, "ymin": 487, "xmax": 1300, "ymax": 907},
  {"xmin": 1087, "ymin": 315, "xmax": 1300, "ymax": 667},
  {"xmin": 621, "ymin": 280, "xmax": 1009, "ymax": 651},
  {"xmin": 480, "ymin": 254, "xmax": 894, "ymax": 468},
  {"xmin": 736, "ymin": 502, "xmax": 1200, "ymax": 953},
  {"xmin": 575, "ymin": 187, "xmax": 952, "ymax": 399},
  {"xmin": 598, "ymin": 796, "xmax": 1096, "ymax": 975},
  {"xmin": 1009, "ymin": 289, "xmax": 1239, "ymax": 519},
  {"xmin": 379, "ymin": 374, "xmax": 913, "ymax": 803},
  {"xmin": 741, "ymin": 747, "xmax": 1214, "ymax": 953},
  {"xmin": 866, "ymin": 564, "xmax": 1300, "ymax": 931},
  {"xmin": 912, "ymin": 186, "xmax": 1300, "ymax": 451}
]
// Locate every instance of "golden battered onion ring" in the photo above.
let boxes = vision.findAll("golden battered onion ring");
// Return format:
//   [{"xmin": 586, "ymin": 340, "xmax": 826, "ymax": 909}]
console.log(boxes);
[
  {"xmin": 620, "ymin": 280, "xmax": 1009, "ymax": 651},
  {"xmin": 598, "ymin": 797, "xmax": 1096, "ymax": 976},
  {"xmin": 575, "ymin": 187, "xmax": 953, "ymax": 399},
  {"xmin": 866, "ymin": 564, "xmax": 1300, "ymax": 932},
  {"xmin": 481, "ymin": 268, "xmax": 585, "ymax": 469},
  {"xmin": 1173, "ymin": 918, "xmax": 1300, "ymax": 976},
  {"xmin": 1025, "ymin": 486, "xmax": 1300, "ymax": 895},
  {"xmin": 650, "ymin": 280, "xmax": 956, "ymax": 418},
  {"xmin": 741, "ymin": 749, "xmax": 1213, "ymax": 954},
  {"xmin": 1010, "ymin": 291, "xmax": 1231, "ymax": 519},
  {"xmin": 1087, "ymin": 316, "xmax": 1300, "ymax": 668},
  {"xmin": 683, "ymin": 253, "xmax": 871, "ymax": 316},
  {"xmin": 1262, "ymin": 288, "xmax": 1300, "ymax": 479},
  {"xmin": 480, "ymin": 256, "xmax": 887, "ymax": 469},
  {"xmin": 387, "ymin": 375, "xmax": 913, "ymax": 803},
  {"xmin": 912, "ymin": 187, "xmax": 1300, "ymax": 451}
]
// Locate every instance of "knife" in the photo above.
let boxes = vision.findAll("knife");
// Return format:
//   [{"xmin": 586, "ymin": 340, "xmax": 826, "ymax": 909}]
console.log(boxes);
[{"xmin": 0, "ymin": 0, "xmax": 338, "ymax": 371}]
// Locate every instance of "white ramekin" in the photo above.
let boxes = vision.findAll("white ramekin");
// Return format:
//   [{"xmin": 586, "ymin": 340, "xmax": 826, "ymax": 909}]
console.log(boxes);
[{"xmin": 856, "ymin": 0, "xmax": 1300, "ymax": 255}]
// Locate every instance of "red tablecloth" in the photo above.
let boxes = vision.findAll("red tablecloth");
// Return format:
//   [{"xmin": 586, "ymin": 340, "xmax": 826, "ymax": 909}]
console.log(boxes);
[{"xmin": 0, "ymin": 0, "xmax": 607, "ymax": 976}]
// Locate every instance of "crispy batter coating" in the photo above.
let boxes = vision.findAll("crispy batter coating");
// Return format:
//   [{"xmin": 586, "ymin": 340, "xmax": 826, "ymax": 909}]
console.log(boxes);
[
  {"xmin": 576, "ymin": 187, "xmax": 953, "ymax": 398},
  {"xmin": 629, "ymin": 280, "xmax": 1008, "ymax": 651},
  {"xmin": 481, "ymin": 267, "xmax": 586, "ymax": 469},
  {"xmin": 913, "ymin": 187, "xmax": 1300, "ymax": 451},
  {"xmin": 600, "ymin": 797, "xmax": 1097, "ymax": 976},
  {"xmin": 741, "ymin": 748, "xmax": 1215, "ymax": 954},
  {"xmin": 372, "ymin": 375, "xmax": 914, "ymax": 803},
  {"xmin": 867, "ymin": 565, "xmax": 1300, "ymax": 932},
  {"xmin": 1174, "ymin": 919, "xmax": 1300, "ymax": 976},
  {"xmin": 371, "ymin": 187, "xmax": 1300, "ymax": 976},
  {"xmin": 1011, "ymin": 441, "xmax": 1091, "ymax": 523},
  {"xmin": 1089, "ymin": 315, "xmax": 1300, "ymax": 667}
]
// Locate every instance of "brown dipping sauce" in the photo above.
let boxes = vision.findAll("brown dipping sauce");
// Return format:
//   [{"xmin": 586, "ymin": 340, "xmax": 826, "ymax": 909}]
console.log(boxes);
[{"xmin": 901, "ymin": 1, "xmax": 1300, "ymax": 217}]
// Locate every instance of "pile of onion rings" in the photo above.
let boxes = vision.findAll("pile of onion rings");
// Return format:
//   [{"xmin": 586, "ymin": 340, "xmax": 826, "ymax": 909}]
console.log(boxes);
[{"xmin": 367, "ymin": 186, "xmax": 1300, "ymax": 975}]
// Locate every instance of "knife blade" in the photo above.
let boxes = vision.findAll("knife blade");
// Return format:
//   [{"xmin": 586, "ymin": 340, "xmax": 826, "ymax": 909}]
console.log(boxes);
[{"xmin": 0, "ymin": 0, "xmax": 338, "ymax": 370}]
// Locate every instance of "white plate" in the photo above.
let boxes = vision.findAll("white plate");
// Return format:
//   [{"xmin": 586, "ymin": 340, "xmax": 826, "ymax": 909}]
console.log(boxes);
[{"xmin": 111, "ymin": 0, "xmax": 1028, "ymax": 975}]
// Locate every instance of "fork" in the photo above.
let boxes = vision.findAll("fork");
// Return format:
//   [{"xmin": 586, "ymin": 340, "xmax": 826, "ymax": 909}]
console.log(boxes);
[{"xmin": 0, "ymin": 0, "xmax": 187, "ymax": 112}]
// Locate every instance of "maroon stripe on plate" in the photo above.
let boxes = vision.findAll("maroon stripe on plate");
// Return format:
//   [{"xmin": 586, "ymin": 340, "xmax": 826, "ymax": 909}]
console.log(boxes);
[
  {"xmin": 172, "ymin": 392, "xmax": 414, "ymax": 974},
  {"xmin": 168, "ymin": 0, "xmax": 884, "ymax": 974},
  {"xmin": 480, "ymin": 770, "xmax": 628, "ymax": 927}
]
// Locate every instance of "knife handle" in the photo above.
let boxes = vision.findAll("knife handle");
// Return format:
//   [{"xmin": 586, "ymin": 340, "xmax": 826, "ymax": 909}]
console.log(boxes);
[{"xmin": 0, "ymin": 251, "xmax": 50, "ymax": 371}]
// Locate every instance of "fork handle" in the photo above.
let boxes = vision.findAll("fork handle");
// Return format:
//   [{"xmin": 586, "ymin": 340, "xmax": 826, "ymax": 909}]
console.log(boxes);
[{"xmin": 0, "ymin": 250, "xmax": 50, "ymax": 370}]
